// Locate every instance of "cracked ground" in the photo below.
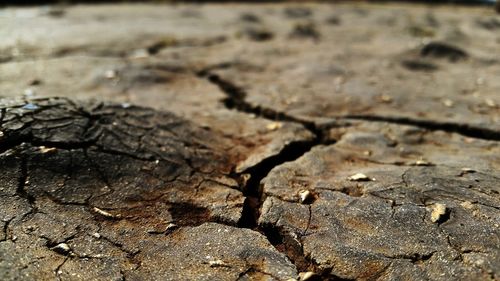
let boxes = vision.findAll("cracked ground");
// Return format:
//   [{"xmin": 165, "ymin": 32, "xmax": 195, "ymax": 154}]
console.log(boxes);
[{"xmin": 0, "ymin": 2, "xmax": 499, "ymax": 281}]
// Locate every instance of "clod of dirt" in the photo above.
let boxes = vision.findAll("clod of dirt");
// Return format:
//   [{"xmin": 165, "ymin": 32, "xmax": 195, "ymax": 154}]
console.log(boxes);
[
  {"xmin": 238, "ymin": 27, "xmax": 274, "ymax": 42},
  {"xmin": 420, "ymin": 42, "xmax": 468, "ymax": 62},
  {"xmin": 289, "ymin": 22, "xmax": 320, "ymax": 40}
]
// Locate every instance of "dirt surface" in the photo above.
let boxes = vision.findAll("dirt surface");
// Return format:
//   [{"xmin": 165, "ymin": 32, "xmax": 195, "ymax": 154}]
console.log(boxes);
[{"xmin": 0, "ymin": 2, "xmax": 499, "ymax": 281}]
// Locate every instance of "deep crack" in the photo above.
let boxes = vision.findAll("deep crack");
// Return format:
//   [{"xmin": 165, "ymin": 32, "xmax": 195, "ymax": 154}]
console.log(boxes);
[
  {"xmin": 344, "ymin": 115, "xmax": 500, "ymax": 141},
  {"xmin": 16, "ymin": 156, "xmax": 36, "ymax": 208}
]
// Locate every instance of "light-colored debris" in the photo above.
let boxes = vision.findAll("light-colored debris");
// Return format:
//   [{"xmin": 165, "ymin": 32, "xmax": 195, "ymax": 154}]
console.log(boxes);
[
  {"xmin": 39, "ymin": 146, "xmax": 57, "ymax": 154},
  {"xmin": 379, "ymin": 94, "xmax": 393, "ymax": 103},
  {"xmin": 299, "ymin": 271, "xmax": 318, "ymax": 280},
  {"xmin": 430, "ymin": 203, "xmax": 447, "ymax": 223},
  {"xmin": 92, "ymin": 207, "xmax": 120, "ymax": 219},
  {"xmin": 460, "ymin": 201, "xmax": 474, "ymax": 209},
  {"xmin": 266, "ymin": 122, "xmax": 283, "ymax": 131},
  {"xmin": 348, "ymin": 173, "xmax": 374, "ymax": 181},
  {"xmin": 92, "ymin": 232, "xmax": 101, "ymax": 239},
  {"xmin": 104, "ymin": 70, "xmax": 117, "ymax": 79},
  {"xmin": 208, "ymin": 259, "xmax": 229, "ymax": 268},
  {"xmin": 23, "ymin": 88, "xmax": 36, "ymax": 97},
  {"xmin": 52, "ymin": 243, "xmax": 71, "ymax": 254},
  {"xmin": 413, "ymin": 159, "xmax": 434, "ymax": 166},
  {"xmin": 298, "ymin": 190, "xmax": 314, "ymax": 204},
  {"xmin": 484, "ymin": 98, "xmax": 496, "ymax": 108},
  {"xmin": 442, "ymin": 99, "xmax": 454, "ymax": 107},
  {"xmin": 166, "ymin": 223, "xmax": 178, "ymax": 234},
  {"xmin": 459, "ymin": 167, "xmax": 476, "ymax": 176}
]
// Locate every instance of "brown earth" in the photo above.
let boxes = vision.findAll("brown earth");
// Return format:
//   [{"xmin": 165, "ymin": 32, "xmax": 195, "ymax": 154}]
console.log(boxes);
[{"xmin": 0, "ymin": 2, "xmax": 499, "ymax": 281}]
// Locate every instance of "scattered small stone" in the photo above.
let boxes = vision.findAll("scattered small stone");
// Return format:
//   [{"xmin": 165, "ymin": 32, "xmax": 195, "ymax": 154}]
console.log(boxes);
[
  {"xmin": 348, "ymin": 173, "xmax": 374, "ymax": 182},
  {"xmin": 52, "ymin": 243, "xmax": 71, "ymax": 255},
  {"xmin": 266, "ymin": 122, "xmax": 282, "ymax": 131},
  {"xmin": 299, "ymin": 271, "xmax": 318, "ymax": 281},
  {"xmin": 298, "ymin": 190, "xmax": 314, "ymax": 204},
  {"xmin": 442, "ymin": 99, "xmax": 454, "ymax": 107},
  {"xmin": 430, "ymin": 203, "xmax": 447, "ymax": 223},
  {"xmin": 92, "ymin": 207, "xmax": 120, "ymax": 219},
  {"xmin": 23, "ymin": 88, "xmax": 36, "ymax": 97},
  {"xmin": 92, "ymin": 232, "xmax": 101, "ymax": 239},
  {"xmin": 0, "ymin": 131, "xmax": 3, "ymax": 138},
  {"xmin": 39, "ymin": 146, "xmax": 57, "ymax": 154},
  {"xmin": 208, "ymin": 259, "xmax": 228, "ymax": 268},
  {"xmin": 459, "ymin": 167, "xmax": 476, "ymax": 176},
  {"xmin": 104, "ymin": 70, "xmax": 117, "ymax": 79},
  {"xmin": 379, "ymin": 94, "xmax": 393, "ymax": 103},
  {"xmin": 130, "ymin": 49, "xmax": 149, "ymax": 59},
  {"xmin": 460, "ymin": 201, "xmax": 474, "ymax": 209},
  {"xmin": 121, "ymin": 103, "xmax": 131, "ymax": 109},
  {"xmin": 484, "ymin": 98, "xmax": 496, "ymax": 108},
  {"xmin": 22, "ymin": 103, "xmax": 39, "ymax": 110},
  {"xmin": 413, "ymin": 159, "xmax": 434, "ymax": 166},
  {"xmin": 165, "ymin": 223, "xmax": 178, "ymax": 234}
]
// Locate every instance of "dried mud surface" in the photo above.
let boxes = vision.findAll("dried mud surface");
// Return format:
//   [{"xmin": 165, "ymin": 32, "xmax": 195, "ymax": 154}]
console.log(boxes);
[{"xmin": 0, "ymin": 3, "xmax": 499, "ymax": 281}]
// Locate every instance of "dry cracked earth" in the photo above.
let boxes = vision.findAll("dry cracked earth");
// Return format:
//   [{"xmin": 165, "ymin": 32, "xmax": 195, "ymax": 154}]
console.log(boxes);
[{"xmin": 0, "ymin": 2, "xmax": 499, "ymax": 281}]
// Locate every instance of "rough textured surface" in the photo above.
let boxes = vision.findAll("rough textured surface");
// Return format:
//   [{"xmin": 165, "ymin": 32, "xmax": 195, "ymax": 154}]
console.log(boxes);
[
  {"xmin": 0, "ymin": 2, "xmax": 499, "ymax": 281},
  {"xmin": 260, "ymin": 122, "xmax": 499, "ymax": 280}
]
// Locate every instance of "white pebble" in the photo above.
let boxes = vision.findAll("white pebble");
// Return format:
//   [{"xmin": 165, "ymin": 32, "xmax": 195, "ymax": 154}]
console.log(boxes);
[
  {"xmin": 348, "ymin": 173, "xmax": 374, "ymax": 181},
  {"xmin": 430, "ymin": 203, "xmax": 447, "ymax": 223}
]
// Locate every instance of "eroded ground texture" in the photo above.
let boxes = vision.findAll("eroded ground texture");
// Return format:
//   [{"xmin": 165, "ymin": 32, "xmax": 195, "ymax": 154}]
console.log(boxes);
[{"xmin": 0, "ymin": 2, "xmax": 499, "ymax": 281}]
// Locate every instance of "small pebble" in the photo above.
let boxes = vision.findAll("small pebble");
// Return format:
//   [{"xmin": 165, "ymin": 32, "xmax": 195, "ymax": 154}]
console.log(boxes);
[
  {"xmin": 299, "ymin": 271, "xmax": 318, "ymax": 281},
  {"xmin": 92, "ymin": 207, "xmax": 119, "ymax": 218},
  {"xmin": 52, "ymin": 243, "xmax": 71, "ymax": 255},
  {"xmin": 92, "ymin": 232, "xmax": 101, "ymax": 239},
  {"xmin": 414, "ymin": 159, "xmax": 433, "ymax": 166},
  {"xmin": 209, "ymin": 259, "xmax": 228, "ymax": 268},
  {"xmin": 442, "ymin": 99, "xmax": 454, "ymax": 107},
  {"xmin": 39, "ymin": 146, "xmax": 57, "ymax": 154},
  {"xmin": 459, "ymin": 167, "xmax": 476, "ymax": 176},
  {"xmin": 460, "ymin": 201, "xmax": 474, "ymax": 209},
  {"xmin": 348, "ymin": 173, "xmax": 374, "ymax": 181},
  {"xmin": 0, "ymin": 131, "xmax": 3, "ymax": 138},
  {"xmin": 298, "ymin": 190, "xmax": 314, "ymax": 204},
  {"xmin": 485, "ymin": 98, "xmax": 496, "ymax": 108},
  {"xmin": 104, "ymin": 70, "xmax": 117, "ymax": 79},
  {"xmin": 130, "ymin": 49, "xmax": 149, "ymax": 59},
  {"xmin": 430, "ymin": 203, "xmax": 447, "ymax": 223},
  {"xmin": 121, "ymin": 103, "xmax": 131, "ymax": 109},
  {"xmin": 23, "ymin": 88, "xmax": 36, "ymax": 97},
  {"xmin": 266, "ymin": 122, "xmax": 282, "ymax": 131},
  {"xmin": 379, "ymin": 94, "xmax": 393, "ymax": 103},
  {"xmin": 166, "ymin": 223, "xmax": 178, "ymax": 233},
  {"xmin": 22, "ymin": 103, "xmax": 39, "ymax": 110}
]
